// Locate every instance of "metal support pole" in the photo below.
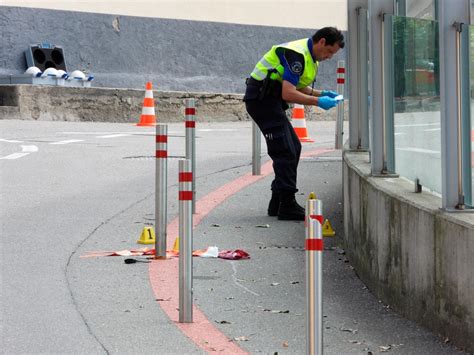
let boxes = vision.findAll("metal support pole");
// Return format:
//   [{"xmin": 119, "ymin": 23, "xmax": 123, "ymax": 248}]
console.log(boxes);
[
  {"xmin": 348, "ymin": 1, "xmax": 369, "ymax": 151},
  {"xmin": 179, "ymin": 159, "xmax": 193, "ymax": 323},
  {"xmin": 381, "ymin": 12, "xmax": 388, "ymax": 173},
  {"xmin": 185, "ymin": 98, "xmax": 196, "ymax": 214},
  {"xmin": 372, "ymin": 9, "xmax": 398, "ymax": 177},
  {"xmin": 369, "ymin": 0, "xmax": 395, "ymax": 174},
  {"xmin": 357, "ymin": 7, "xmax": 369, "ymax": 151},
  {"xmin": 155, "ymin": 124, "xmax": 168, "ymax": 259},
  {"xmin": 306, "ymin": 193, "xmax": 323, "ymax": 355},
  {"xmin": 454, "ymin": 22, "xmax": 465, "ymax": 210},
  {"xmin": 439, "ymin": 0, "xmax": 470, "ymax": 210},
  {"xmin": 252, "ymin": 120, "xmax": 261, "ymax": 175},
  {"xmin": 336, "ymin": 60, "xmax": 345, "ymax": 149}
]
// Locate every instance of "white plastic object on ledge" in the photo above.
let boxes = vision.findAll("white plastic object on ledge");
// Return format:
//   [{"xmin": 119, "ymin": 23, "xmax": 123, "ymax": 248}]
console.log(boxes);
[
  {"xmin": 68, "ymin": 70, "xmax": 85, "ymax": 80},
  {"xmin": 41, "ymin": 67, "xmax": 59, "ymax": 78},
  {"xmin": 25, "ymin": 66, "xmax": 42, "ymax": 77},
  {"xmin": 57, "ymin": 70, "xmax": 68, "ymax": 79}
]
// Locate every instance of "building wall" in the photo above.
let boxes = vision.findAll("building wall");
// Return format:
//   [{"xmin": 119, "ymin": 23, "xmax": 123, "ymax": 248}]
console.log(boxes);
[
  {"xmin": 0, "ymin": 0, "xmax": 348, "ymax": 29},
  {"xmin": 0, "ymin": 5, "xmax": 347, "ymax": 93}
]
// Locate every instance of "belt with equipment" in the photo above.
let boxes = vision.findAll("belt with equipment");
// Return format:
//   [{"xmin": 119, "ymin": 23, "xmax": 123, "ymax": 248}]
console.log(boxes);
[{"xmin": 246, "ymin": 71, "xmax": 281, "ymax": 100}]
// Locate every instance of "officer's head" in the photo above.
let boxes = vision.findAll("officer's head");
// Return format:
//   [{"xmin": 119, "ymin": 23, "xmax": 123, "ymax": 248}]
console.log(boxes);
[{"xmin": 312, "ymin": 27, "xmax": 345, "ymax": 61}]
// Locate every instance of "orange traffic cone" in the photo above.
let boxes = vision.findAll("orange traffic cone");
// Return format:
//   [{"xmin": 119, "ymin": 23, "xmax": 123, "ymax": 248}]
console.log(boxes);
[
  {"xmin": 136, "ymin": 82, "xmax": 156, "ymax": 126},
  {"xmin": 291, "ymin": 104, "xmax": 314, "ymax": 143}
]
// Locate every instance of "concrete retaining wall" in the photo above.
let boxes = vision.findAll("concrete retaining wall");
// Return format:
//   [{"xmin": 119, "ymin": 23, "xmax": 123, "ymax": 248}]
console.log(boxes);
[
  {"xmin": 343, "ymin": 150, "xmax": 474, "ymax": 352},
  {"xmin": 0, "ymin": 85, "xmax": 346, "ymax": 122}
]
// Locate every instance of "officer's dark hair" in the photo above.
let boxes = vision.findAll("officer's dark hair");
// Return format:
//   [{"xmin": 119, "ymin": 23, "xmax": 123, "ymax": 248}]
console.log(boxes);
[{"xmin": 312, "ymin": 27, "xmax": 345, "ymax": 48}]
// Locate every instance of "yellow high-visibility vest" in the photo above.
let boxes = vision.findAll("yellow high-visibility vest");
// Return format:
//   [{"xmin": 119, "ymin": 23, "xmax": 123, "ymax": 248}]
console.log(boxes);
[{"xmin": 250, "ymin": 38, "xmax": 319, "ymax": 89}]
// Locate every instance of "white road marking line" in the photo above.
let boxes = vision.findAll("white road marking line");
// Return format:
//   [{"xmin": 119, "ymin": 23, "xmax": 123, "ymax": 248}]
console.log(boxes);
[
  {"xmin": 0, "ymin": 153, "xmax": 30, "ymax": 160},
  {"xmin": 396, "ymin": 147, "xmax": 440, "ymax": 155},
  {"xmin": 21, "ymin": 145, "xmax": 38, "ymax": 152},
  {"xmin": 0, "ymin": 138, "xmax": 24, "ymax": 143},
  {"xmin": 60, "ymin": 131, "xmax": 179, "ymax": 136},
  {"xmin": 394, "ymin": 133, "xmax": 405, "ymax": 136},
  {"xmin": 424, "ymin": 128, "xmax": 441, "ymax": 132},
  {"xmin": 49, "ymin": 139, "xmax": 84, "ymax": 145},
  {"xmin": 394, "ymin": 123, "xmax": 439, "ymax": 128},
  {"xmin": 61, "ymin": 131, "xmax": 155, "ymax": 135},
  {"xmin": 198, "ymin": 129, "xmax": 237, "ymax": 132},
  {"xmin": 0, "ymin": 145, "xmax": 38, "ymax": 160},
  {"xmin": 97, "ymin": 134, "xmax": 131, "ymax": 138}
]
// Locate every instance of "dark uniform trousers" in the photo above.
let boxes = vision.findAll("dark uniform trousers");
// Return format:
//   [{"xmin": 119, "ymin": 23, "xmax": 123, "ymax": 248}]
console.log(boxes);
[{"xmin": 244, "ymin": 82, "xmax": 302, "ymax": 194}]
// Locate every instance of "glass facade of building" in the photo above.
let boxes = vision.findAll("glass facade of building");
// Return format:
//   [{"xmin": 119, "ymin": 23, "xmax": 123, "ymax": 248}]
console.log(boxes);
[
  {"xmin": 351, "ymin": 0, "xmax": 473, "ymax": 210},
  {"xmin": 391, "ymin": 16, "xmax": 441, "ymax": 193}
]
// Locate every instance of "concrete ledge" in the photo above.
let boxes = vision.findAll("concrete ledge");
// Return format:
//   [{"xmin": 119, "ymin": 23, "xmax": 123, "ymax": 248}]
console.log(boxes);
[
  {"xmin": 343, "ymin": 150, "xmax": 473, "ymax": 352},
  {"xmin": 0, "ymin": 85, "xmax": 345, "ymax": 122},
  {"xmin": 0, "ymin": 85, "xmax": 247, "ymax": 122}
]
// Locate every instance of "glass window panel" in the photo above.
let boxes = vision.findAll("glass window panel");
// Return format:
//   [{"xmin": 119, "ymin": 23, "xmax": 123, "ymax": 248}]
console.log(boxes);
[
  {"xmin": 406, "ymin": 0, "xmax": 436, "ymax": 19},
  {"xmin": 396, "ymin": 0, "xmax": 437, "ymax": 20},
  {"xmin": 392, "ymin": 16, "xmax": 441, "ymax": 193}
]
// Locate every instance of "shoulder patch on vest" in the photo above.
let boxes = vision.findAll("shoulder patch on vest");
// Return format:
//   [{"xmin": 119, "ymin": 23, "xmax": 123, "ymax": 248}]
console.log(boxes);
[
  {"xmin": 283, "ymin": 49, "xmax": 305, "ymax": 75},
  {"xmin": 290, "ymin": 61, "xmax": 303, "ymax": 74}
]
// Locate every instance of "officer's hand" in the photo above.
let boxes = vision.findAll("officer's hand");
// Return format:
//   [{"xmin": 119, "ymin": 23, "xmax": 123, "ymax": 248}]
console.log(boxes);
[
  {"xmin": 317, "ymin": 96, "xmax": 338, "ymax": 110},
  {"xmin": 321, "ymin": 90, "xmax": 339, "ymax": 98}
]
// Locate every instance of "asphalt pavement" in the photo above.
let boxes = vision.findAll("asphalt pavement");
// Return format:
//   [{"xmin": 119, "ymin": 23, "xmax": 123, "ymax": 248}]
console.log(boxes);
[{"xmin": 0, "ymin": 119, "xmax": 466, "ymax": 354}]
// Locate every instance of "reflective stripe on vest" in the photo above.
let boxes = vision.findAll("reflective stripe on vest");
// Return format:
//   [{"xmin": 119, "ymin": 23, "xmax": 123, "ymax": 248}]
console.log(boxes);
[{"xmin": 250, "ymin": 38, "xmax": 319, "ymax": 89}]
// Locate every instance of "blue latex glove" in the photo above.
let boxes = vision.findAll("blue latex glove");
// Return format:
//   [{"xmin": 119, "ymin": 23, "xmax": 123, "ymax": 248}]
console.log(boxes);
[
  {"xmin": 317, "ymin": 96, "xmax": 338, "ymax": 110},
  {"xmin": 321, "ymin": 90, "xmax": 339, "ymax": 98}
]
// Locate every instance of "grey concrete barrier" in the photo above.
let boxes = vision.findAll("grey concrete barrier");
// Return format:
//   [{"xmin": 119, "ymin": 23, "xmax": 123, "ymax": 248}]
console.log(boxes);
[
  {"xmin": 343, "ymin": 149, "xmax": 474, "ymax": 353},
  {"xmin": 0, "ymin": 85, "xmax": 347, "ymax": 123},
  {"xmin": 0, "ymin": 85, "xmax": 245, "ymax": 123}
]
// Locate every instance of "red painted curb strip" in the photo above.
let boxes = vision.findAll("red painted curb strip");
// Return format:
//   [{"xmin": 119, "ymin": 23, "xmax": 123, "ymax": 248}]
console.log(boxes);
[{"xmin": 149, "ymin": 148, "xmax": 333, "ymax": 353}]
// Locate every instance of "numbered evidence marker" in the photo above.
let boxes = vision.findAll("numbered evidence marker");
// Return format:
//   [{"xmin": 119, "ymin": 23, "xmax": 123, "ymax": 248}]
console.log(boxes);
[{"xmin": 137, "ymin": 226, "xmax": 156, "ymax": 244}]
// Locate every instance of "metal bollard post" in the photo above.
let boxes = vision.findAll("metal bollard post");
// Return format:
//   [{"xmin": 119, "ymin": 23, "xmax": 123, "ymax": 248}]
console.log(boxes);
[
  {"xmin": 335, "ymin": 60, "xmax": 345, "ymax": 149},
  {"xmin": 185, "ymin": 98, "xmax": 197, "ymax": 214},
  {"xmin": 252, "ymin": 121, "xmax": 261, "ymax": 175},
  {"xmin": 306, "ymin": 192, "xmax": 323, "ymax": 355},
  {"xmin": 179, "ymin": 159, "xmax": 193, "ymax": 323},
  {"xmin": 155, "ymin": 124, "xmax": 168, "ymax": 259}
]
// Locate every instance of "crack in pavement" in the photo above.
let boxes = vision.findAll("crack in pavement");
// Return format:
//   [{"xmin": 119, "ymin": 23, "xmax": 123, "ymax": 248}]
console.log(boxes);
[{"xmin": 64, "ymin": 191, "xmax": 154, "ymax": 355}]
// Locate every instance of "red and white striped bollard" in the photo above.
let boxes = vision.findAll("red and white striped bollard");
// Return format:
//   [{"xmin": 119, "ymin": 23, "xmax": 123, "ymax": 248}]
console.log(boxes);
[
  {"xmin": 155, "ymin": 124, "xmax": 168, "ymax": 259},
  {"xmin": 179, "ymin": 159, "xmax": 193, "ymax": 323},
  {"xmin": 185, "ymin": 98, "xmax": 196, "ymax": 214},
  {"xmin": 336, "ymin": 60, "xmax": 345, "ymax": 149},
  {"xmin": 306, "ymin": 192, "xmax": 323, "ymax": 355}
]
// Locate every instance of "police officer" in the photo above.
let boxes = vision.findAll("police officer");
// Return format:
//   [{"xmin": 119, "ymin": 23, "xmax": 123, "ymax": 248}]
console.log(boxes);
[{"xmin": 244, "ymin": 27, "xmax": 344, "ymax": 221}]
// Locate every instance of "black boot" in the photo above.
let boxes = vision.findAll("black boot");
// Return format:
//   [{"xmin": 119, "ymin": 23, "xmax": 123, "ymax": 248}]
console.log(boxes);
[
  {"xmin": 267, "ymin": 191, "xmax": 280, "ymax": 216},
  {"xmin": 277, "ymin": 191, "xmax": 305, "ymax": 221}
]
